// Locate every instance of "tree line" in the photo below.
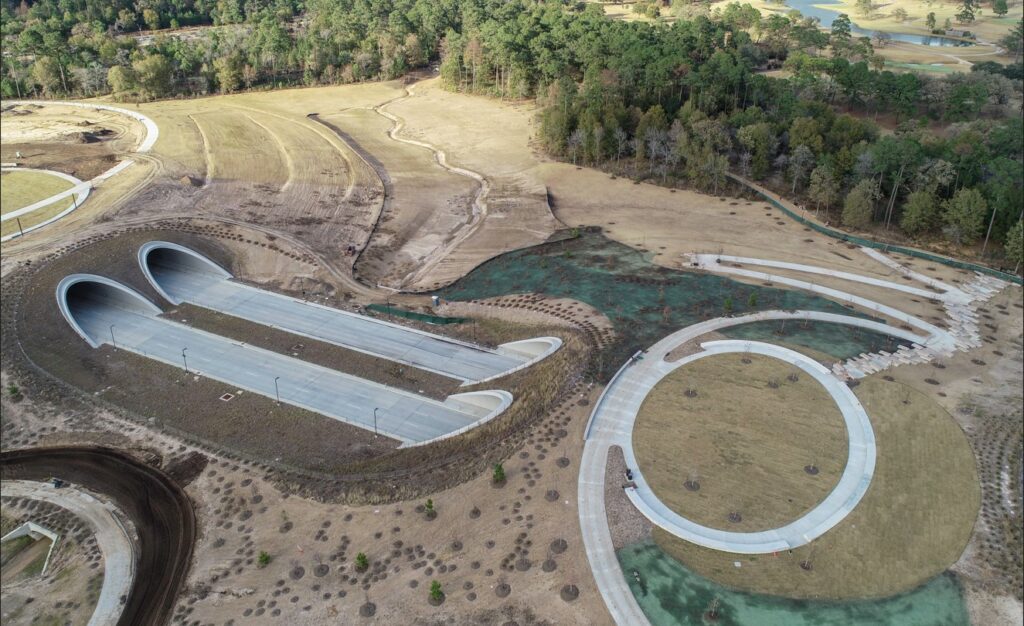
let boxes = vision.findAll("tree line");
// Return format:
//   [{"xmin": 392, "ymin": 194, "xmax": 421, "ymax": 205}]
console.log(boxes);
[{"xmin": 2, "ymin": 0, "xmax": 1021, "ymax": 267}]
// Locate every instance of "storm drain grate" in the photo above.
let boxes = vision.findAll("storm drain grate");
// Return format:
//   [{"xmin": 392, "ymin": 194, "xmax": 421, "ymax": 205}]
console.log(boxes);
[{"xmin": 219, "ymin": 393, "xmax": 235, "ymax": 402}]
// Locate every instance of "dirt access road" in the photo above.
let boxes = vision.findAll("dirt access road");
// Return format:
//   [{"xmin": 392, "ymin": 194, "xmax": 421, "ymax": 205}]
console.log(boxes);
[{"xmin": 0, "ymin": 447, "xmax": 196, "ymax": 626}]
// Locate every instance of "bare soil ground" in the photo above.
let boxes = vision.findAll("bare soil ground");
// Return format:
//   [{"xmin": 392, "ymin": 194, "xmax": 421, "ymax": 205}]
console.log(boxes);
[
  {"xmin": 634, "ymin": 353, "xmax": 847, "ymax": 532},
  {"xmin": 0, "ymin": 498, "xmax": 105, "ymax": 626},
  {"xmin": 384, "ymin": 79, "xmax": 562, "ymax": 291},
  {"xmin": 326, "ymin": 106, "xmax": 477, "ymax": 287},
  {"xmin": 656, "ymin": 375, "xmax": 980, "ymax": 599}
]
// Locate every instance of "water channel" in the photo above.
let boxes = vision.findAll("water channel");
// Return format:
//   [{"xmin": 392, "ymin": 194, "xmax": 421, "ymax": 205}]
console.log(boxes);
[{"xmin": 784, "ymin": 0, "xmax": 973, "ymax": 46}]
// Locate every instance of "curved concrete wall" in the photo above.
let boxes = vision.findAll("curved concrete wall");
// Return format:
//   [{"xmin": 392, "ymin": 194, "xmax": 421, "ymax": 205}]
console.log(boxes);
[
  {"xmin": 138, "ymin": 241, "xmax": 232, "ymax": 305},
  {"xmin": 56, "ymin": 274, "xmax": 162, "ymax": 348}
]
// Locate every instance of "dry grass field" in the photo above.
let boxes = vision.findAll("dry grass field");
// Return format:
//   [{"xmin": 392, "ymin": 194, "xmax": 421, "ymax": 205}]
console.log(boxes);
[
  {"xmin": 322, "ymin": 106, "xmax": 477, "ymax": 287},
  {"xmin": 633, "ymin": 353, "xmax": 847, "ymax": 531},
  {"xmin": 655, "ymin": 375, "xmax": 980, "ymax": 599},
  {"xmin": 0, "ymin": 170, "xmax": 74, "ymax": 215}
]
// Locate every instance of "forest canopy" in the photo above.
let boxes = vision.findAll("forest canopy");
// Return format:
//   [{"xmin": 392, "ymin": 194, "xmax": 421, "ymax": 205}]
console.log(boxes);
[{"xmin": 2, "ymin": 0, "xmax": 1021, "ymax": 264}]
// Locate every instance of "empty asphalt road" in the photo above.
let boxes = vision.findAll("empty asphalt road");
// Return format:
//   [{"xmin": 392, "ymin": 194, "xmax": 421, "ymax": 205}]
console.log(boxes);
[
  {"xmin": 74, "ymin": 290, "xmax": 491, "ymax": 444},
  {"xmin": 143, "ymin": 248, "xmax": 526, "ymax": 383}
]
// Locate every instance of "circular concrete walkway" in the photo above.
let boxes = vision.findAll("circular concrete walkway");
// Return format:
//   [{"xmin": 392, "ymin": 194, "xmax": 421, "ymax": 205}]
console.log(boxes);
[{"xmin": 578, "ymin": 310, "xmax": 892, "ymax": 625}]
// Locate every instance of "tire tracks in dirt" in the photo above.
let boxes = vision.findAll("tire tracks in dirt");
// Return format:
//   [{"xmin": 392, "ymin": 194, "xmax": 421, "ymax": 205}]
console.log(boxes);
[{"xmin": 1, "ymin": 447, "xmax": 196, "ymax": 626}]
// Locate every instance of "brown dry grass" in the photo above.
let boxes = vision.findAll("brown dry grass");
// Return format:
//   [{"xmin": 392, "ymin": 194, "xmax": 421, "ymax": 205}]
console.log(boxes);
[
  {"xmin": 633, "ymin": 353, "xmax": 846, "ymax": 531},
  {"xmin": 655, "ymin": 375, "xmax": 980, "ymax": 599}
]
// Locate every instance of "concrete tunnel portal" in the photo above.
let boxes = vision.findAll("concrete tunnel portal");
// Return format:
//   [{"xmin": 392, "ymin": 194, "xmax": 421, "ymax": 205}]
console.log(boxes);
[
  {"xmin": 53, "ymin": 268, "xmax": 518, "ymax": 445},
  {"xmin": 56, "ymin": 274, "xmax": 163, "ymax": 348},
  {"xmin": 139, "ymin": 241, "xmax": 232, "ymax": 306}
]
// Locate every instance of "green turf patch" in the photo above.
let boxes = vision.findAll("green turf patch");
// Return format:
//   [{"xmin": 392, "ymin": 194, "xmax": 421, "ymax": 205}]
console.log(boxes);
[
  {"xmin": 439, "ymin": 229, "xmax": 908, "ymax": 376},
  {"xmin": 617, "ymin": 540, "xmax": 969, "ymax": 626}
]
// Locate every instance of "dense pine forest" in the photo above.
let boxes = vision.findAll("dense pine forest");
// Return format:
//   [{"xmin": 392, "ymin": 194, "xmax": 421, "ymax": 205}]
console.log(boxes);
[{"xmin": 2, "ymin": 0, "xmax": 1021, "ymax": 266}]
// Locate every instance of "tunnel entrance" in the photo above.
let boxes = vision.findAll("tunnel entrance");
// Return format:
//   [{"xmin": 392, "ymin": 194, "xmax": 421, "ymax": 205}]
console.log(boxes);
[
  {"xmin": 138, "ymin": 241, "xmax": 232, "ymax": 305},
  {"xmin": 56, "ymin": 274, "xmax": 162, "ymax": 347}
]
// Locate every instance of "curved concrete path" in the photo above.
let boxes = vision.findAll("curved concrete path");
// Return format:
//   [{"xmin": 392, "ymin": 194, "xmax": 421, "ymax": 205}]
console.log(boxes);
[
  {"xmin": 1, "ymin": 479, "xmax": 136, "ymax": 626},
  {"xmin": 1, "ymin": 101, "xmax": 158, "ymax": 242},
  {"xmin": 618, "ymin": 339, "xmax": 875, "ymax": 553},
  {"xmin": 579, "ymin": 310, "xmax": 902, "ymax": 625}
]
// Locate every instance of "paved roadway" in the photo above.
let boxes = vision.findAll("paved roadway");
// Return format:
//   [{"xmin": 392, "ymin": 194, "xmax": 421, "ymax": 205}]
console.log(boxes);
[
  {"xmin": 77, "ymin": 297, "xmax": 487, "ymax": 444},
  {"xmin": 2, "ymin": 480, "xmax": 135, "ymax": 626},
  {"xmin": 147, "ymin": 259, "xmax": 525, "ymax": 383},
  {"xmin": 579, "ymin": 310, "xmax": 904, "ymax": 625}
]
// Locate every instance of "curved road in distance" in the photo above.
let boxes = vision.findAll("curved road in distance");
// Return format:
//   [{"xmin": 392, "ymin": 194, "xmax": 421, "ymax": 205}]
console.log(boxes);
[{"xmin": 1, "ymin": 447, "xmax": 196, "ymax": 626}]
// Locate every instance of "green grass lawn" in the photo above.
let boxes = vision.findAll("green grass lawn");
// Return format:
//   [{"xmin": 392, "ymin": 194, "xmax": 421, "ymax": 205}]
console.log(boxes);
[{"xmin": 0, "ymin": 170, "xmax": 75, "ymax": 216}]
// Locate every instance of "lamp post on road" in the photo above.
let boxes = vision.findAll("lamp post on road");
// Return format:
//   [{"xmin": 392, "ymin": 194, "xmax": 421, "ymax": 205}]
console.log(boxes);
[
  {"xmin": 373, "ymin": 407, "xmax": 380, "ymax": 437},
  {"xmin": 181, "ymin": 347, "xmax": 189, "ymax": 373},
  {"xmin": 109, "ymin": 325, "xmax": 116, "ymax": 350},
  {"xmin": 274, "ymin": 376, "xmax": 281, "ymax": 404}
]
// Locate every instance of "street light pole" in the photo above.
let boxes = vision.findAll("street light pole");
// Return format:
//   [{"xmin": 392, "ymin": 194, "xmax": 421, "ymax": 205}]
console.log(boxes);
[
  {"xmin": 181, "ymin": 347, "xmax": 189, "ymax": 373},
  {"xmin": 274, "ymin": 376, "xmax": 281, "ymax": 404},
  {"xmin": 109, "ymin": 324, "xmax": 116, "ymax": 350},
  {"xmin": 373, "ymin": 407, "xmax": 380, "ymax": 437}
]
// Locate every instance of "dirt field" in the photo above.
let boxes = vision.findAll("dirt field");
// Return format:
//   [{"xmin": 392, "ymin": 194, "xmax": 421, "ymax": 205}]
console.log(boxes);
[
  {"xmin": 325, "ymin": 106, "xmax": 477, "ymax": 287},
  {"xmin": 656, "ymin": 374, "xmax": 980, "ymax": 599},
  {"xmin": 633, "ymin": 353, "xmax": 847, "ymax": 531},
  {"xmin": 1, "ymin": 301, "xmax": 609, "ymax": 626},
  {"xmin": 0, "ymin": 170, "xmax": 74, "ymax": 215}
]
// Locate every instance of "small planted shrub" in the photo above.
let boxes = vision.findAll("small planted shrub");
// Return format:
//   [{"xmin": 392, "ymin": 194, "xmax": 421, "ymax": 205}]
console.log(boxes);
[
  {"xmin": 492, "ymin": 463, "xmax": 506, "ymax": 485},
  {"xmin": 355, "ymin": 552, "xmax": 369, "ymax": 572},
  {"xmin": 257, "ymin": 551, "xmax": 271, "ymax": 568},
  {"xmin": 429, "ymin": 580, "xmax": 444, "ymax": 605}
]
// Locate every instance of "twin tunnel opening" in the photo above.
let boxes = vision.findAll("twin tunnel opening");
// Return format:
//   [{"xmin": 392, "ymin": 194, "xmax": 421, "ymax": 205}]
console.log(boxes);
[
  {"xmin": 57, "ymin": 242, "xmax": 229, "ymax": 347},
  {"xmin": 53, "ymin": 242, "xmax": 542, "ymax": 444}
]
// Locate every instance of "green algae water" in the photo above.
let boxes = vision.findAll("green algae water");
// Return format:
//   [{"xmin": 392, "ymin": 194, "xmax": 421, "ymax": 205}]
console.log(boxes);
[
  {"xmin": 617, "ymin": 541, "xmax": 969, "ymax": 626},
  {"xmin": 439, "ymin": 230, "xmax": 907, "ymax": 376}
]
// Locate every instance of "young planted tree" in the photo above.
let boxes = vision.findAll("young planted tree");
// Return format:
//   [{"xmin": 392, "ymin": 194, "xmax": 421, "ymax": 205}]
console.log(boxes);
[
  {"xmin": 424, "ymin": 499, "xmax": 437, "ymax": 519},
  {"xmin": 355, "ymin": 552, "xmax": 369, "ymax": 572},
  {"xmin": 926, "ymin": 12, "xmax": 937, "ymax": 30},
  {"xmin": 429, "ymin": 580, "xmax": 444, "ymax": 604},
  {"xmin": 492, "ymin": 463, "xmax": 506, "ymax": 484}
]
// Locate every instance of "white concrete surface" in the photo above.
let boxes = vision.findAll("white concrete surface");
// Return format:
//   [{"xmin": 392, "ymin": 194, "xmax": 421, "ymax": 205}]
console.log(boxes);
[
  {"xmin": 56, "ymin": 274, "xmax": 512, "ymax": 444},
  {"xmin": 579, "ymin": 310, "xmax": 910, "ymax": 625},
  {"xmin": 139, "ymin": 242, "xmax": 554, "ymax": 384},
  {"xmin": 688, "ymin": 253, "xmax": 955, "ymax": 351},
  {"xmin": 1, "ymin": 521, "xmax": 60, "ymax": 575},
  {"xmin": 2, "ymin": 479, "xmax": 137, "ymax": 626}
]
